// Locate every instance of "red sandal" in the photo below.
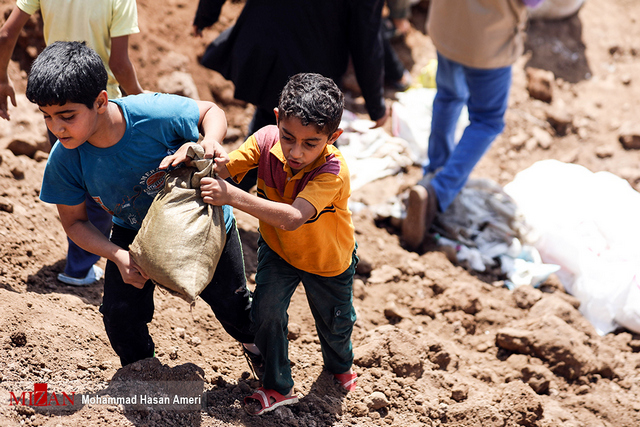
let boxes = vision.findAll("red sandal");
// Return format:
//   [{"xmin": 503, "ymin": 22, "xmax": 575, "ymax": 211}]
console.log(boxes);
[
  {"xmin": 243, "ymin": 387, "xmax": 299, "ymax": 415},
  {"xmin": 334, "ymin": 371, "xmax": 358, "ymax": 392}
]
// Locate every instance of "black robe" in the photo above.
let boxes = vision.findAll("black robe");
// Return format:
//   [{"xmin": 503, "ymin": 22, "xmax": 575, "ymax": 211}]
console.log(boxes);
[{"xmin": 194, "ymin": 0, "xmax": 387, "ymax": 122}]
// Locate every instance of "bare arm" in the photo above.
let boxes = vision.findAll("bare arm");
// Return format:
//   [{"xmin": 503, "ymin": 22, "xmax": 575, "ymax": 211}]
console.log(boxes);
[
  {"xmin": 200, "ymin": 176, "xmax": 317, "ymax": 231},
  {"xmin": 57, "ymin": 203, "xmax": 149, "ymax": 288},
  {"xmin": 109, "ymin": 35, "xmax": 143, "ymax": 96},
  {"xmin": 0, "ymin": 6, "xmax": 31, "ymax": 120}
]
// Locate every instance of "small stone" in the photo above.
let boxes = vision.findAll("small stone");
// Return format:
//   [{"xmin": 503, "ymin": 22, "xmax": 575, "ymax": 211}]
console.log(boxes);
[
  {"xmin": 351, "ymin": 402, "xmax": 369, "ymax": 416},
  {"xmin": 383, "ymin": 301, "xmax": 404, "ymax": 320},
  {"xmin": 8, "ymin": 138, "xmax": 41, "ymax": 158},
  {"xmin": 532, "ymin": 127, "xmax": 553, "ymax": 149},
  {"xmin": 451, "ymin": 384, "xmax": 468, "ymax": 402},
  {"xmin": 618, "ymin": 133, "xmax": 640, "ymax": 150},
  {"xmin": 11, "ymin": 166, "xmax": 25, "ymax": 180},
  {"xmin": 368, "ymin": 265, "xmax": 401, "ymax": 284},
  {"xmin": 595, "ymin": 145, "xmax": 614, "ymax": 158},
  {"xmin": 526, "ymin": 67, "xmax": 554, "ymax": 103},
  {"xmin": 191, "ymin": 336, "xmax": 201, "ymax": 346},
  {"xmin": 366, "ymin": 391, "xmax": 389, "ymax": 410},
  {"xmin": 175, "ymin": 327, "xmax": 186, "ymax": 338},
  {"xmin": 546, "ymin": 109, "xmax": 573, "ymax": 136},
  {"xmin": 0, "ymin": 196, "xmax": 14, "ymax": 213},
  {"xmin": 509, "ymin": 131, "xmax": 528, "ymax": 150}
]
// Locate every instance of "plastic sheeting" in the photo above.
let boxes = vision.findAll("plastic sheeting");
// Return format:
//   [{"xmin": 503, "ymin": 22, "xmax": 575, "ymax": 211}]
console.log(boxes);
[{"xmin": 504, "ymin": 160, "xmax": 640, "ymax": 335}]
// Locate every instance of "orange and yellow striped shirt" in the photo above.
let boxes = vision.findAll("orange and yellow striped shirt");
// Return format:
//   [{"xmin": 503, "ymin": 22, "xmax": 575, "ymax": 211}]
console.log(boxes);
[{"xmin": 226, "ymin": 125, "xmax": 355, "ymax": 276}]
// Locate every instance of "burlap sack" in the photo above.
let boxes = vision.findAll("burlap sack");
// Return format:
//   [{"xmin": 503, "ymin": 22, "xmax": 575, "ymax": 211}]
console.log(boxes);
[{"xmin": 130, "ymin": 144, "xmax": 226, "ymax": 305}]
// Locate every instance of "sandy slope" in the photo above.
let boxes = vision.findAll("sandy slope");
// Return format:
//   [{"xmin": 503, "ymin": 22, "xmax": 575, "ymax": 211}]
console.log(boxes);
[{"xmin": 1, "ymin": 0, "xmax": 640, "ymax": 425}]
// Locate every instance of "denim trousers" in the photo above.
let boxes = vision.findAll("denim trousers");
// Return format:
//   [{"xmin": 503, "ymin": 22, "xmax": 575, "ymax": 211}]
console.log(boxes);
[
  {"xmin": 251, "ymin": 237, "xmax": 358, "ymax": 395},
  {"xmin": 100, "ymin": 220, "xmax": 254, "ymax": 366},
  {"xmin": 425, "ymin": 52, "xmax": 512, "ymax": 212}
]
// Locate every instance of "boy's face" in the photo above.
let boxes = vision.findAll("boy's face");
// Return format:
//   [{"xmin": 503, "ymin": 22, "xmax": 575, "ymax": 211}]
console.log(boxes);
[
  {"xmin": 39, "ymin": 92, "xmax": 107, "ymax": 149},
  {"xmin": 275, "ymin": 110, "xmax": 342, "ymax": 175}
]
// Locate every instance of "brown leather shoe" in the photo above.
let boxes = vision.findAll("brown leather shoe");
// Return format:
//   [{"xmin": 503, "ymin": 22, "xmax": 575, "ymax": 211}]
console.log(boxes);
[{"xmin": 402, "ymin": 183, "xmax": 438, "ymax": 250}]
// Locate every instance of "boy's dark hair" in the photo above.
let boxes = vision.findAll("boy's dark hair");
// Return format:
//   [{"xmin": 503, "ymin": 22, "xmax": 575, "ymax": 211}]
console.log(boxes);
[
  {"xmin": 26, "ymin": 41, "xmax": 108, "ymax": 109},
  {"xmin": 278, "ymin": 73, "xmax": 344, "ymax": 135}
]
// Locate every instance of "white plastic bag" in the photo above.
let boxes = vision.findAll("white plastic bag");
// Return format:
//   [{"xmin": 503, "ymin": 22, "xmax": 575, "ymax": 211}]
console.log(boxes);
[
  {"xmin": 391, "ymin": 88, "xmax": 469, "ymax": 166},
  {"xmin": 504, "ymin": 160, "xmax": 640, "ymax": 334}
]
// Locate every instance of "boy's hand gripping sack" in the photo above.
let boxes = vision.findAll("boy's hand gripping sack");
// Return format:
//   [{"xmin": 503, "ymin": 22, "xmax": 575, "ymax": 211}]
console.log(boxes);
[{"xmin": 130, "ymin": 144, "xmax": 226, "ymax": 305}]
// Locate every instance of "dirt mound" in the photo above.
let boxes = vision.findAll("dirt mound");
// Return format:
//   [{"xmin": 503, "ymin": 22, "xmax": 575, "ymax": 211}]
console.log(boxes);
[{"xmin": 1, "ymin": 0, "xmax": 640, "ymax": 426}]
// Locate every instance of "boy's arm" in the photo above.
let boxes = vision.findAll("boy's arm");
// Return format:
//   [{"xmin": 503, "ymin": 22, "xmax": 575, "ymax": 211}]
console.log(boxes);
[
  {"xmin": 0, "ymin": 6, "xmax": 31, "ymax": 120},
  {"xmin": 200, "ymin": 176, "xmax": 316, "ymax": 231},
  {"xmin": 159, "ymin": 100, "xmax": 229, "ymax": 171},
  {"xmin": 57, "ymin": 203, "xmax": 149, "ymax": 288},
  {"xmin": 109, "ymin": 35, "xmax": 143, "ymax": 95}
]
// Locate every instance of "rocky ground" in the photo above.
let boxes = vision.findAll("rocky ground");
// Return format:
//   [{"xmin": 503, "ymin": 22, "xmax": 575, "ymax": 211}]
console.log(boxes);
[{"xmin": 1, "ymin": 0, "xmax": 640, "ymax": 426}]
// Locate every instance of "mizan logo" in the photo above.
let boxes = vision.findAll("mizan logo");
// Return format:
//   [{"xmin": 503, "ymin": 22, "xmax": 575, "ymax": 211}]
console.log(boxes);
[{"xmin": 9, "ymin": 383, "xmax": 75, "ymax": 407}]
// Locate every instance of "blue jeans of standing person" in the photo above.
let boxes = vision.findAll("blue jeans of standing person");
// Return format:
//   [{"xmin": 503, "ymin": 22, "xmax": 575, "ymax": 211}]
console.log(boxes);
[
  {"xmin": 47, "ymin": 130, "xmax": 112, "ymax": 278},
  {"xmin": 100, "ymin": 220, "xmax": 254, "ymax": 366},
  {"xmin": 425, "ymin": 52, "xmax": 512, "ymax": 212},
  {"xmin": 251, "ymin": 236, "xmax": 358, "ymax": 396}
]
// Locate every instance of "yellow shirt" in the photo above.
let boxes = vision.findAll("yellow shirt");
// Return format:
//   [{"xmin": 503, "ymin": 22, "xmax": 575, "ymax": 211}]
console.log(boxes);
[
  {"xmin": 227, "ymin": 125, "xmax": 356, "ymax": 277},
  {"xmin": 18, "ymin": 0, "xmax": 139, "ymax": 99}
]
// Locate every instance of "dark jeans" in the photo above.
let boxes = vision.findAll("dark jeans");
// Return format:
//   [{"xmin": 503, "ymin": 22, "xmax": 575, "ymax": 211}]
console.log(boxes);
[
  {"xmin": 48, "ymin": 130, "xmax": 112, "ymax": 278},
  {"xmin": 99, "ymin": 220, "xmax": 254, "ymax": 366},
  {"xmin": 251, "ymin": 237, "xmax": 358, "ymax": 395},
  {"xmin": 382, "ymin": 19, "xmax": 406, "ymax": 83}
]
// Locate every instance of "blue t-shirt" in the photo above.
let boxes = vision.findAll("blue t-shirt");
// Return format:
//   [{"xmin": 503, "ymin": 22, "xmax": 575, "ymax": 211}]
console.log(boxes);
[{"xmin": 40, "ymin": 92, "xmax": 233, "ymax": 231}]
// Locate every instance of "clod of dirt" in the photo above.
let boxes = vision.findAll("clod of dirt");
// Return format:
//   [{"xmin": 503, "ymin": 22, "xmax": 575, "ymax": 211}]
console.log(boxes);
[
  {"xmin": 526, "ymin": 67, "xmax": 554, "ymax": 103},
  {"xmin": 10, "ymin": 331, "xmax": 27, "ymax": 347},
  {"xmin": 366, "ymin": 391, "xmax": 389, "ymax": 410}
]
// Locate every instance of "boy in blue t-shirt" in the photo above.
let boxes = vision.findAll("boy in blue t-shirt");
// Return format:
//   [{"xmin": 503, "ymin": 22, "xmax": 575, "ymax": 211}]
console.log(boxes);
[{"xmin": 27, "ymin": 41, "xmax": 259, "ymax": 367}]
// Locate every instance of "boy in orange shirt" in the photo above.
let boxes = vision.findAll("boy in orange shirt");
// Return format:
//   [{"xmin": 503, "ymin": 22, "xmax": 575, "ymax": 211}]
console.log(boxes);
[{"xmin": 198, "ymin": 73, "xmax": 358, "ymax": 415}]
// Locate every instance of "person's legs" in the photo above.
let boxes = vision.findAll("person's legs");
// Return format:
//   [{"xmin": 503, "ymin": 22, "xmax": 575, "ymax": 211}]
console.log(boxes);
[
  {"xmin": 403, "ymin": 53, "xmax": 467, "ymax": 249},
  {"xmin": 425, "ymin": 52, "xmax": 469, "ymax": 181},
  {"xmin": 300, "ymin": 248, "xmax": 358, "ymax": 376},
  {"xmin": 382, "ymin": 19, "xmax": 409, "ymax": 89},
  {"xmin": 251, "ymin": 238, "xmax": 301, "ymax": 396},
  {"xmin": 429, "ymin": 63, "xmax": 512, "ymax": 211},
  {"xmin": 199, "ymin": 219, "xmax": 254, "ymax": 344},
  {"xmin": 99, "ymin": 224, "xmax": 155, "ymax": 366}
]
